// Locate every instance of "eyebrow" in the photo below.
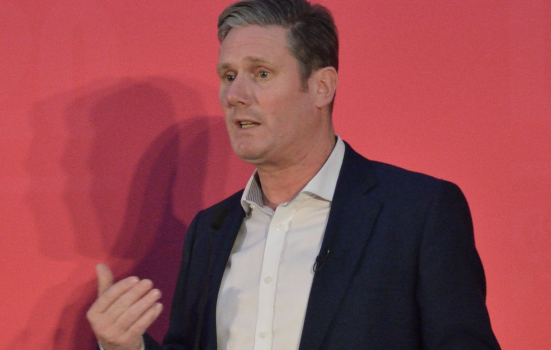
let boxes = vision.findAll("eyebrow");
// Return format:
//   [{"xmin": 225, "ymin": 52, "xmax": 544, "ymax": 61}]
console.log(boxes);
[
  {"xmin": 244, "ymin": 56, "xmax": 271, "ymax": 64},
  {"xmin": 217, "ymin": 56, "xmax": 273, "ymax": 73}
]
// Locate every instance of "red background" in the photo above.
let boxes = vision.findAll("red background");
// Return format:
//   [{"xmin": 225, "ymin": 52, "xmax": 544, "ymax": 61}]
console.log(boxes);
[{"xmin": 1, "ymin": 0, "xmax": 550, "ymax": 349}]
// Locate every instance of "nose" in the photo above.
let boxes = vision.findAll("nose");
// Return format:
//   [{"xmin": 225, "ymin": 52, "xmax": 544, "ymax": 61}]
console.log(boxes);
[{"xmin": 224, "ymin": 74, "xmax": 251, "ymax": 107}]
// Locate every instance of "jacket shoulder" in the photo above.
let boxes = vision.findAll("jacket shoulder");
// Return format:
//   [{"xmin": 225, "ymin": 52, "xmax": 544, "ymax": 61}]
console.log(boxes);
[{"xmin": 343, "ymin": 142, "xmax": 463, "ymax": 202}]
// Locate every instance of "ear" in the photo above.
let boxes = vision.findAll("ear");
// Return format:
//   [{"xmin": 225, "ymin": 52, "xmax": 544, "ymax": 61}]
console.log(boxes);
[{"xmin": 311, "ymin": 66, "xmax": 338, "ymax": 109}]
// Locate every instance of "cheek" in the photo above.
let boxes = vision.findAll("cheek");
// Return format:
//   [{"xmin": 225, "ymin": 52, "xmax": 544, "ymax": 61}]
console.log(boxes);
[
  {"xmin": 218, "ymin": 87, "xmax": 227, "ymax": 106},
  {"xmin": 259, "ymin": 88, "xmax": 294, "ymax": 115},
  {"xmin": 269, "ymin": 93, "xmax": 309, "ymax": 122}
]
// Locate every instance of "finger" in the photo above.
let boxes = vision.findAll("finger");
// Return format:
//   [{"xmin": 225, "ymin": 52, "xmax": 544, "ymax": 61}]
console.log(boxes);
[
  {"xmin": 125, "ymin": 302, "xmax": 163, "ymax": 339},
  {"xmin": 90, "ymin": 275, "xmax": 140, "ymax": 316},
  {"xmin": 108, "ymin": 278, "xmax": 154, "ymax": 313},
  {"xmin": 96, "ymin": 263, "xmax": 114, "ymax": 295},
  {"xmin": 94, "ymin": 286, "xmax": 161, "ymax": 344},
  {"xmin": 116, "ymin": 288, "xmax": 162, "ymax": 331}
]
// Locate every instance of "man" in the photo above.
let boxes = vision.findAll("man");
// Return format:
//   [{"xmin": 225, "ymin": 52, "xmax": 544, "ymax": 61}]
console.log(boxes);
[{"xmin": 87, "ymin": 0, "xmax": 501, "ymax": 349}]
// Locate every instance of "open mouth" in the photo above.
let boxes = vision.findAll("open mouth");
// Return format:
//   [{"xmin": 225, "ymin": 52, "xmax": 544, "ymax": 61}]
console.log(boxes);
[{"xmin": 240, "ymin": 121, "xmax": 260, "ymax": 129}]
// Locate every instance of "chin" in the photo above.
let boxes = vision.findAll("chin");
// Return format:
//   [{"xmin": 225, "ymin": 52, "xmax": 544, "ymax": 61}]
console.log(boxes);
[
  {"xmin": 235, "ymin": 152, "xmax": 262, "ymax": 165},
  {"xmin": 232, "ymin": 148, "xmax": 264, "ymax": 165}
]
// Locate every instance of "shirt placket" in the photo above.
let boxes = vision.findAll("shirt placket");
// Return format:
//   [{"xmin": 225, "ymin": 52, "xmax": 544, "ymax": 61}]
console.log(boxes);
[{"xmin": 253, "ymin": 203, "xmax": 296, "ymax": 350}]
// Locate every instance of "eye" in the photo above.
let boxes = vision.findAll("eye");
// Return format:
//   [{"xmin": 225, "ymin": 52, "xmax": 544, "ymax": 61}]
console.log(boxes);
[
  {"xmin": 258, "ymin": 71, "xmax": 269, "ymax": 79},
  {"xmin": 225, "ymin": 74, "xmax": 236, "ymax": 82}
]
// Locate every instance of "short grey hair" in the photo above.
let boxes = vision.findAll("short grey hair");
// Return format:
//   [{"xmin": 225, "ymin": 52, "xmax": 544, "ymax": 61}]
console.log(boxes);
[{"xmin": 217, "ymin": 0, "xmax": 339, "ymax": 89}]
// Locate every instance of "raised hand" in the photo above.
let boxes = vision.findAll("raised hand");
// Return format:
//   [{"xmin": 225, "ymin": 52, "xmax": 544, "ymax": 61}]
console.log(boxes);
[{"xmin": 87, "ymin": 264, "xmax": 163, "ymax": 350}]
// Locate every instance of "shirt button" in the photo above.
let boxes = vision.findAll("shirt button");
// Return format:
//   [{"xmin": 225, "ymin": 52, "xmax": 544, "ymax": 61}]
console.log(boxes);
[
  {"xmin": 264, "ymin": 276, "xmax": 273, "ymax": 284},
  {"xmin": 250, "ymin": 204, "xmax": 256, "ymax": 209},
  {"xmin": 259, "ymin": 331, "xmax": 268, "ymax": 339},
  {"xmin": 275, "ymin": 223, "xmax": 283, "ymax": 231}
]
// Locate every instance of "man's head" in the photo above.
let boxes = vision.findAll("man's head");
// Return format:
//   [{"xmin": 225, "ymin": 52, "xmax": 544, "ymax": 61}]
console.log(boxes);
[
  {"xmin": 218, "ymin": 0, "xmax": 338, "ymax": 91},
  {"xmin": 217, "ymin": 0, "xmax": 339, "ymax": 170}
]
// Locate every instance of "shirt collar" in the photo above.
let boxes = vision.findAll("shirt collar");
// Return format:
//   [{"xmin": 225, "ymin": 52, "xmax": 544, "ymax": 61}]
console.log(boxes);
[{"xmin": 240, "ymin": 135, "xmax": 345, "ymax": 213}]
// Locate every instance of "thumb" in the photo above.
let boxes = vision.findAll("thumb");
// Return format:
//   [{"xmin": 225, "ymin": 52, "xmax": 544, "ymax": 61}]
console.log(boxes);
[{"xmin": 96, "ymin": 263, "xmax": 114, "ymax": 296}]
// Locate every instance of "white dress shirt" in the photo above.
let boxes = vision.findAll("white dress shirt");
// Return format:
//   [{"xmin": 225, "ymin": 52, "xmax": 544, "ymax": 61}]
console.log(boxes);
[{"xmin": 216, "ymin": 136, "xmax": 345, "ymax": 350}]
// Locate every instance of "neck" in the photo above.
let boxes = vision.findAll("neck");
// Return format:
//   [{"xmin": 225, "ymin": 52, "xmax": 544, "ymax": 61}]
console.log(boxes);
[{"xmin": 257, "ymin": 134, "xmax": 336, "ymax": 210}]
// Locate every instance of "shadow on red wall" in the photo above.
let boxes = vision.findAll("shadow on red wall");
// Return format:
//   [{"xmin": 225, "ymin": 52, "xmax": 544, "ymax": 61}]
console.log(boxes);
[{"xmin": 16, "ymin": 78, "xmax": 233, "ymax": 348}]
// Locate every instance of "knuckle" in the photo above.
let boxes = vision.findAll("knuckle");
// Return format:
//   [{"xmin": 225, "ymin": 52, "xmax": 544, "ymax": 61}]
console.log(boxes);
[
  {"xmin": 147, "ymin": 288, "xmax": 161, "ymax": 301},
  {"xmin": 139, "ymin": 279, "xmax": 154, "ymax": 289}
]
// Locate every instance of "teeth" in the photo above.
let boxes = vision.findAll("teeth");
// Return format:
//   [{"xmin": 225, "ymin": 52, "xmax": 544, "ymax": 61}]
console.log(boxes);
[{"xmin": 240, "ymin": 121, "xmax": 259, "ymax": 129}]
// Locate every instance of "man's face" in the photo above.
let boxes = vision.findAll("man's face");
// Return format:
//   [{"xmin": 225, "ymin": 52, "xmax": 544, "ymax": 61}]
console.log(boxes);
[{"xmin": 217, "ymin": 25, "xmax": 321, "ymax": 169}]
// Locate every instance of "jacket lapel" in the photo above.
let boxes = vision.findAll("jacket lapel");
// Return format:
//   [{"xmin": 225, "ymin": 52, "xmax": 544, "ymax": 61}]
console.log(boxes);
[
  {"xmin": 203, "ymin": 196, "xmax": 245, "ymax": 350},
  {"xmin": 299, "ymin": 143, "xmax": 382, "ymax": 350}
]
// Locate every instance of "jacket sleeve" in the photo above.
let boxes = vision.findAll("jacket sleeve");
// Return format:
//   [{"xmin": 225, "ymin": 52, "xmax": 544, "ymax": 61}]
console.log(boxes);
[{"xmin": 417, "ymin": 181, "xmax": 500, "ymax": 349}]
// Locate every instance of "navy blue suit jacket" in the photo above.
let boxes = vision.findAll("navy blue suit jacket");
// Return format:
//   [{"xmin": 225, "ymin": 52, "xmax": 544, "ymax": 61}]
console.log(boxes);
[{"xmin": 144, "ymin": 142, "xmax": 500, "ymax": 349}]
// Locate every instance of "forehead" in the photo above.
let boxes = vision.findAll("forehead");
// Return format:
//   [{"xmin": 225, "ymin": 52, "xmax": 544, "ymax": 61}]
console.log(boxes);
[{"xmin": 218, "ymin": 25, "xmax": 293, "ymax": 66}]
